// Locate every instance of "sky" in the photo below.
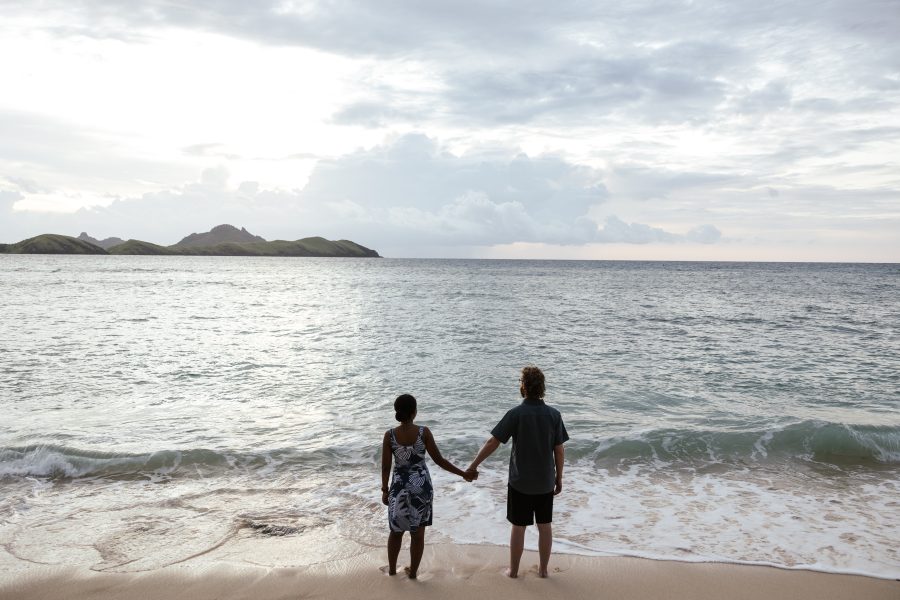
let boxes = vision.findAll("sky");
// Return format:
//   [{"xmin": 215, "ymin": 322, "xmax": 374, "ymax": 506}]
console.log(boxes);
[{"xmin": 1, "ymin": 1, "xmax": 898, "ymax": 260}]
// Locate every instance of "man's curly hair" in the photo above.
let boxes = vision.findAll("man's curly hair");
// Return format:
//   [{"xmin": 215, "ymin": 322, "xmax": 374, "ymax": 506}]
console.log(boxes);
[{"xmin": 520, "ymin": 365, "xmax": 545, "ymax": 399}]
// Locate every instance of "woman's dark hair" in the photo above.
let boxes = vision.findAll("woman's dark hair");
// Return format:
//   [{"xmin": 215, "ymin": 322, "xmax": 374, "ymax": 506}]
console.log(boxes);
[
  {"xmin": 394, "ymin": 394, "xmax": 417, "ymax": 422},
  {"xmin": 520, "ymin": 366, "xmax": 545, "ymax": 399}
]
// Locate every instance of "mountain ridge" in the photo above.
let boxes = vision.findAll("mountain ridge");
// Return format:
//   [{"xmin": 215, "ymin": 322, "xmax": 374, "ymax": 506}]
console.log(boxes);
[
  {"xmin": 174, "ymin": 224, "xmax": 266, "ymax": 248},
  {"xmin": 77, "ymin": 232, "xmax": 125, "ymax": 250},
  {"xmin": 1, "ymin": 225, "xmax": 380, "ymax": 257}
]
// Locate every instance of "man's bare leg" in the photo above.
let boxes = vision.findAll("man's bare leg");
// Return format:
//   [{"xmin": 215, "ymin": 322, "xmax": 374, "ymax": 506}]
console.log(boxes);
[
  {"xmin": 537, "ymin": 522, "xmax": 552, "ymax": 577},
  {"xmin": 506, "ymin": 525, "xmax": 526, "ymax": 578}
]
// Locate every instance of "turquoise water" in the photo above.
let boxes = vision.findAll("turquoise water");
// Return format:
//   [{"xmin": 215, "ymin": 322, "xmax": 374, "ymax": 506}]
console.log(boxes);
[{"xmin": 1, "ymin": 256, "xmax": 898, "ymax": 576}]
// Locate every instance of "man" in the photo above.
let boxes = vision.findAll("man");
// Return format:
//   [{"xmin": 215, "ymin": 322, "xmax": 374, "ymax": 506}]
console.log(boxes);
[{"xmin": 467, "ymin": 365, "xmax": 568, "ymax": 578}]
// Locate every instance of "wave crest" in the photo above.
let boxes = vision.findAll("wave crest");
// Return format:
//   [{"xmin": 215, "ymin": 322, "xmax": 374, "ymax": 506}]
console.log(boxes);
[{"xmin": 571, "ymin": 421, "xmax": 900, "ymax": 466}]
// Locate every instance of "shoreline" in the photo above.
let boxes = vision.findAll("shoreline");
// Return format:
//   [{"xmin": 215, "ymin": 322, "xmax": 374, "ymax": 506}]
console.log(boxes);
[
  {"xmin": 540, "ymin": 541, "xmax": 900, "ymax": 581},
  {"xmin": 2, "ymin": 544, "xmax": 897, "ymax": 600}
]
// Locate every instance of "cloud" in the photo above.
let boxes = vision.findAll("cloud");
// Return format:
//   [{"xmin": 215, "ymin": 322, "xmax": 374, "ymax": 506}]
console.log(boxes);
[
  {"xmin": 735, "ymin": 80, "xmax": 792, "ymax": 115},
  {"xmin": 11, "ymin": 1, "xmax": 897, "ymax": 132},
  {"xmin": 15, "ymin": 1, "xmax": 897, "ymax": 63},
  {"xmin": 0, "ymin": 189, "xmax": 22, "ymax": 211},
  {"xmin": 685, "ymin": 224, "xmax": 723, "ymax": 244},
  {"xmin": 182, "ymin": 143, "xmax": 241, "ymax": 160},
  {"xmin": 590, "ymin": 216, "xmax": 721, "ymax": 245},
  {"xmin": 299, "ymin": 134, "xmax": 607, "ymax": 224},
  {"xmin": 329, "ymin": 38, "xmax": 746, "ymax": 129},
  {"xmin": 606, "ymin": 165, "xmax": 739, "ymax": 202},
  {"xmin": 1, "ymin": 135, "xmax": 722, "ymax": 253},
  {"xmin": 330, "ymin": 102, "xmax": 405, "ymax": 128},
  {"xmin": 0, "ymin": 109, "xmax": 197, "ymax": 197},
  {"xmin": 1, "ymin": 2, "xmax": 897, "ymax": 260}
]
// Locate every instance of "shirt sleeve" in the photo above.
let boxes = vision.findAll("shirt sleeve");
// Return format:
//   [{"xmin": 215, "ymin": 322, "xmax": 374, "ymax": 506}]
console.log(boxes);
[
  {"xmin": 490, "ymin": 409, "xmax": 517, "ymax": 444},
  {"xmin": 554, "ymin": 415, "xmax": 569, "ymax": 446}
]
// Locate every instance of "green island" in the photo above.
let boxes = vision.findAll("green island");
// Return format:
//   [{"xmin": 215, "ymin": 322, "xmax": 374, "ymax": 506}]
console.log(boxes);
[{"xmin": 0, "ymin": 225, "xmax": 380, "ymax": 257}]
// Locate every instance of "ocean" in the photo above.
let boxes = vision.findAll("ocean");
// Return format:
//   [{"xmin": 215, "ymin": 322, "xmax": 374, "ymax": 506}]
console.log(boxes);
[{"xmin": 1, "ymin": 256, "xmax": 898, "ymax": 578}]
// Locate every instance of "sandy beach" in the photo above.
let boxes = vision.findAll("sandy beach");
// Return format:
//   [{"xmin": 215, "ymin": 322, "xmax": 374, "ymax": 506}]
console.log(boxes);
[{"xmin": 2, "ymin": 544, "xmax": 897, "ymax": 600}]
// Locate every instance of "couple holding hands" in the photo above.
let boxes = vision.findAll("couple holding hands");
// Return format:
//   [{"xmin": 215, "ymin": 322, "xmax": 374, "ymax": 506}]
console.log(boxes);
[{"xmin": 380, "ymin": 366, "xmax": 569, "ymax": 579}]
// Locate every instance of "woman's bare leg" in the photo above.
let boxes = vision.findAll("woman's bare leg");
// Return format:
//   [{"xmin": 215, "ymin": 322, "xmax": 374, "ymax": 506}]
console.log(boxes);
[
  {"xmin": 387, "ymin": 531, "xmax": 403, "ymax": 575},
  {"xmin": 406, "ymin": 527, "xmax": 426, "ymax": 578}
]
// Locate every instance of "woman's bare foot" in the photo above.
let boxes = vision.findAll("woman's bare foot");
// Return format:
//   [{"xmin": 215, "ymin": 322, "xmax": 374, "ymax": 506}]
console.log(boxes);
[
  {"xmin": 404, "ymin": 566, "xmax": 417, "ymax": 579},
  {"xmin": 538, "ymin": 568, "xmax": 549, "ymax": 578},
  {"xmin": 504, "ymin": 567, "xmax": 518, "ymax": 578},
  {"xmin": 379, "ymin": 565, "xmax": 397, "ymax": 576}
]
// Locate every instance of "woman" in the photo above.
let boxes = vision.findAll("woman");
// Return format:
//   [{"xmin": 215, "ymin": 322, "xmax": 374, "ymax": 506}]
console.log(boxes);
[{"xmin": 381, "ymin": 393, "xmax": 475, "ymax": 578}]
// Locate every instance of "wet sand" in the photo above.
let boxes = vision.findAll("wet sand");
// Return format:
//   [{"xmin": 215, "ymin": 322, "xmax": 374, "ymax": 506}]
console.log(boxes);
[{"xmin": 1, "ymin": 543, "xmax": 897, "ymax": 600}]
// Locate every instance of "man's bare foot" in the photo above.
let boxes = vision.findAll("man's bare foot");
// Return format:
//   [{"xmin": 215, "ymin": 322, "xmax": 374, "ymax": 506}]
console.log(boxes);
[
  {"xmin": 404, "ymin": 566, "xmax": 417, "ymax": 579},
  {"xmin": 379, "ymin": 565, "xmax": 396, "ymax": 576},
  {"xmin": 504, "ymin": 567, "xmax": 518, "ymax": 578},
  {"xmin": 538, "ymin": 568, "xmax": 549, "ymax": 578}
]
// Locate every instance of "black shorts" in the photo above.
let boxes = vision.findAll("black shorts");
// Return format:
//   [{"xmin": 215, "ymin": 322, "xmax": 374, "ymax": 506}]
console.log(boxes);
[{"xmin": 507, "ymin": 485, "xmax": 554, "ymax": 526}]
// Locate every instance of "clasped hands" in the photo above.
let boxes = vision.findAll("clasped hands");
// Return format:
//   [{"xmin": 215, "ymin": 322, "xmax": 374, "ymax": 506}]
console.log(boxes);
[{"xmin": 462, "ymin": 467, "xmax": 479, "ymax": 482}]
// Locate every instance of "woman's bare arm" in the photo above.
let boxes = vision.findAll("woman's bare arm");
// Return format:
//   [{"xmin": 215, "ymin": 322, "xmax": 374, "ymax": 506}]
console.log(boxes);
[
  {"xmin": 423, "ymin": 427, "xmax": 471, "ymax": 480},
  {"xmin": 381, "ymin": 431, "xmax": 392, "ymax": 504}
]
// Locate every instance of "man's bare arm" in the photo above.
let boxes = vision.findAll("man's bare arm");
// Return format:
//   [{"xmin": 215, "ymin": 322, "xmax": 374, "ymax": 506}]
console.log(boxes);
[
  {"xmin": 467, "ymin": 436, "xmax": 501, "ymax": 472},
  {"xmin": 553, "ymin": 443, "xmax": 564, "ymax": 495}
]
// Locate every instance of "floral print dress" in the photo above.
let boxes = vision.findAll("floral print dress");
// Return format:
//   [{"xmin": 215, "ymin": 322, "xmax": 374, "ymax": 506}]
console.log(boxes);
[{"xmin": 387, "ymin": 426, "xmax": 433, "ymax": 532}]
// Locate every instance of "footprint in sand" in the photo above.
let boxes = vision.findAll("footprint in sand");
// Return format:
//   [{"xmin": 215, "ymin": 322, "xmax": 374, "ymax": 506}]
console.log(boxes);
[{"xmin": 524, "ymin": 565, "xmax": 563, "ymax": 578}]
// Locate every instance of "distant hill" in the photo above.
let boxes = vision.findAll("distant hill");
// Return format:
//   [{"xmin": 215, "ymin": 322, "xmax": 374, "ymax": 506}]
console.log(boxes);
[
  {"xmin": 179, "ymin": 237, "xmax": 380, "ymax": 257},
  {"xmin": 0, "ymin": 234, "xmax": 107, "ymax": 254},
  {"xmin": 109, "ymin": 236, "xmax": 379, "ymax": 257},
  {"xmin": 174, "ymin": 224, "xmax": 266, "ymax": 248},
  {"xmin": 77, "ymin": 232, "xmax": 125, "ymax": 250},
  {"xmin": 107, "ymin": 240, "xmax": 177, "ymax": 255},
  {"xmin": 2, "ymin": 226, "xmax": 380, "ymax": 258}
]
